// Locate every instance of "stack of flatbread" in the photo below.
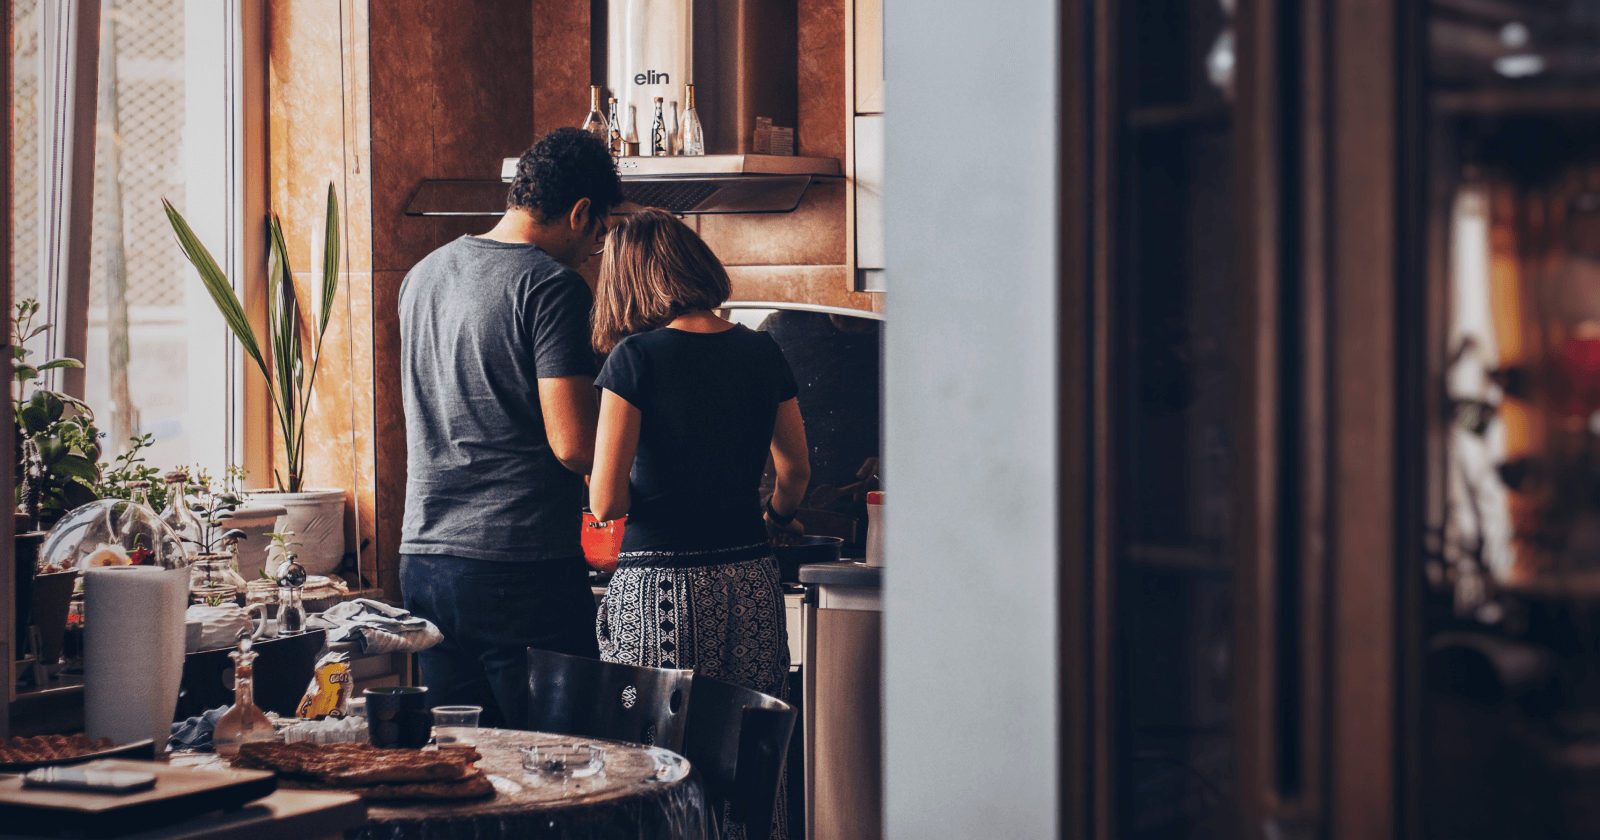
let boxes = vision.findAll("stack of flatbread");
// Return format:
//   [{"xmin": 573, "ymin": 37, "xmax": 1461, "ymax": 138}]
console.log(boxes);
[{"xmin": 232, "ymin": 741, "xmax": 494, "ymax": 801}]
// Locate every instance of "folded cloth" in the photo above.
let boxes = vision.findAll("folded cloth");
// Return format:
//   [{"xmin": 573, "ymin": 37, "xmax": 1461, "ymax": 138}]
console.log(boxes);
[
  {"xmin": 169, "ymin": 705, "xmax": 229, "ymax": 752},
  {"xmin": 306, "ymin": 598, "xmax": 442, "ymax": 656}
]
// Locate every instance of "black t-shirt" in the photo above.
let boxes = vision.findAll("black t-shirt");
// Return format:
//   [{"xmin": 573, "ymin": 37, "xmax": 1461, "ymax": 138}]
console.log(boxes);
[
  {"xmin": 399, "ymin": 236, "xmax": 597, "ymax": 562},
  {"xmin": 595, "ymin": 325, "xmax": 799, "ymax": 553}
]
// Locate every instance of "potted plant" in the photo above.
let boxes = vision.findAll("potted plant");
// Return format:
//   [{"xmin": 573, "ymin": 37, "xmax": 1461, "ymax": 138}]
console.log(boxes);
[
  {"xmin": 164, "ymin": 185, "xmax": 347, "ymax": 575},
  {"xmin": 12, "ymin": 299, "xmax": 93, "ymax": 671},
  {"xmin": 12, "ymin": 300, "xmax": 96, "ymax": 530}
]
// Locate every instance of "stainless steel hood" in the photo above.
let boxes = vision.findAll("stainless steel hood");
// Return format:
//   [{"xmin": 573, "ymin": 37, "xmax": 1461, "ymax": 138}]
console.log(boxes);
[
  {"xmin": 403, "ymin": 153, "xmax": 840, "ymax": 217},
  {"xmin": 518, "ymin": 153, "xmax": 840, "ymax": 214}
]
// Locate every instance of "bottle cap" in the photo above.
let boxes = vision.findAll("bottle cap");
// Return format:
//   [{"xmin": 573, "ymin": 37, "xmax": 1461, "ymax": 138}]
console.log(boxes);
[
  {"xmin": 165, "ymin": 470, "xmax": 189, "ymax": 482},
  {"xmin": 654, "ymin": 96, "xmax": 663, "ymax": 102}
]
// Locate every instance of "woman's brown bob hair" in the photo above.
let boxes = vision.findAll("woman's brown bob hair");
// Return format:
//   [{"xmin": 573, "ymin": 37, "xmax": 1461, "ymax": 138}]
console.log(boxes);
[{"xmin": 592, "ymin": 208, "xmax": 732, "ymax": 353}]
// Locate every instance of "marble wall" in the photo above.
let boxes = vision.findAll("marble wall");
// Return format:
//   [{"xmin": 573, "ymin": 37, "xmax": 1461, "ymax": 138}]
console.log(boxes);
[{"xmin": 268, "ymin": 0, "xmax": 379, "ymax": 594}]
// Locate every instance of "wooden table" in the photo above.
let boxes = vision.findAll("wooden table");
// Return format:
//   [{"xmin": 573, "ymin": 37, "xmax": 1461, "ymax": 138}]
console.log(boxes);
[
  {"xmin": 352, "ymin": 728, "xmax": 707, "ymax": 840},
  {"xmin": 0, "ymin": 790, "xmax": 365, "ymax": 840}
]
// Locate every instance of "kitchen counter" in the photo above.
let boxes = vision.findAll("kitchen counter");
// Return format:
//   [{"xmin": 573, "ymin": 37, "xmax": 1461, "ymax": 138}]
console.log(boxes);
[{"xmin": 798, "ymin": 561, "xmax": 881, "ymax": 588}]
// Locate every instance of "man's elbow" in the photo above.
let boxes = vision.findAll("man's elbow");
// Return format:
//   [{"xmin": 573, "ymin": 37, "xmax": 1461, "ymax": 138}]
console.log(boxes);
[{"xmin": 551, "ymin": 441, "xmax": 595, "ymax": 475}]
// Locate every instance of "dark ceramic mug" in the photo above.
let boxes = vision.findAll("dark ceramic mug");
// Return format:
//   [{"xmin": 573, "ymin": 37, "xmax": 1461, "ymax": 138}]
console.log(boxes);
[{"xmin": 365, "ymin": 686, "xmax": 431, "ymax": 749}]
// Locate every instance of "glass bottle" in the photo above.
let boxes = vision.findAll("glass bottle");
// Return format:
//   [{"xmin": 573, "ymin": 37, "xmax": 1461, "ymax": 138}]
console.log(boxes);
[
  {"xmin": 212, "ymin": 634, "xmax": 277, "ymax": 756},
  {"xmin": 161, "ymin": 471, "xmax": 204, "ymax": 557},
  {"xmin": 607, "ymin": 96, "xmax": 622, "ymax": 156},
  {"xmin": 624, "ymin": 104, "xmax": 641, "ymax": 156},
  {"xmin": 668, "ymin": 100, "xmax": 680, "ymax": 154},
  {"xmin": 118, "ymin": 482, "xmax": 160, "ymax": 566},
  {"xmin": 581, "ymin": 85, "xmax": 609, "ymax": 144},
  {"xmin": 649, "ymin": 97, "xmax": 666, "ymax": 156},
  {"xmin": 680, "ymin": 84, "xmax": 704, "ymax": 156},
  {"xmin": 277, "ymin": 557, "xmax": 307, "ymax": 635}
]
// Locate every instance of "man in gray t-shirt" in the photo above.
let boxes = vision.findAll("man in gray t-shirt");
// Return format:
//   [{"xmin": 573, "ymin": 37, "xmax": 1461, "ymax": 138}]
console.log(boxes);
[{"xmin": 398, "ymin": 128, "xmax": 623, "ymax": 729}]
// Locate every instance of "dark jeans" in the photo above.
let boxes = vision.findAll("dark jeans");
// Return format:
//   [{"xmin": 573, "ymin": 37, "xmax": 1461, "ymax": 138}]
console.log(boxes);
[{"xmin": 400, "ymin": 554, "xmax": 600, "ymax": 730}]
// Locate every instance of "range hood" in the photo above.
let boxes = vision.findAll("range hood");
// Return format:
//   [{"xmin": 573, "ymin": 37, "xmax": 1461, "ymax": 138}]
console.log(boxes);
[
  {"xmin": 403, "ymin": 154, "xmax": 840, "ymax": 217},
  {"xmin": 403, "ymin": 0, "xmax": 839, "ymax": 218}
]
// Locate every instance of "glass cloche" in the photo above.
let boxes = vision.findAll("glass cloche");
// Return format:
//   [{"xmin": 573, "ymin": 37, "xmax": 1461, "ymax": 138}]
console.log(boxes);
[{"xmin": 38, "ymin": 497, "xmax": 188, "ymax": 574}]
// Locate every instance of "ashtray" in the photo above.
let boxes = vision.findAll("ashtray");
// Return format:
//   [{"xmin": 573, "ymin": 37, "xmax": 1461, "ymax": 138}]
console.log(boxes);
[{"xmin": 520, "ymin": 744, "xmax": 605, "ymax": 781}]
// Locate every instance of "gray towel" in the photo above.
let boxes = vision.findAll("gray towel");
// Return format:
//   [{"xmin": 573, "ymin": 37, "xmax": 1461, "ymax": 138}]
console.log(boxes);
[{"xmin": 306, "ymin": 598, "xmax": 442, "ymax": 655}]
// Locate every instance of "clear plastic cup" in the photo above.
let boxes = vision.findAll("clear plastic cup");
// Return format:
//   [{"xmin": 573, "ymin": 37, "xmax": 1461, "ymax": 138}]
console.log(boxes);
[{"xmin": 430, "ymin": 705, "xmax": 482, "ymax": 752}]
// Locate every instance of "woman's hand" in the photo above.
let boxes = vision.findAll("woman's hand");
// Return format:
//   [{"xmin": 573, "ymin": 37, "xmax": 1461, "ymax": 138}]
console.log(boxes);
[{"xmin": 765, "ymin": 504, "xmax": 805, "ymax": 544}]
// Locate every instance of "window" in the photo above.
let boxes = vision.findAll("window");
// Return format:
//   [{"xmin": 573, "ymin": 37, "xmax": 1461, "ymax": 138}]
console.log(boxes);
[{"xmin": 13, "ymin": 0, "xmax": 257, "ymax": 476}]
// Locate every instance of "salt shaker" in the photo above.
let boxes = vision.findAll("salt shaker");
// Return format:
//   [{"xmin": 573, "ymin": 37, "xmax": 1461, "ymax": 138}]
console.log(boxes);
[{"xmin": 277, "ymin": 556, "xmax": 308, "ymax": 635}]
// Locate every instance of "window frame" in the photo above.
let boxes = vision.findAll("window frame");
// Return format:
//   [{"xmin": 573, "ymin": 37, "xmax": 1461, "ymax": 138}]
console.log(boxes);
[{"xmin": 30, "ymin": 0, "xmax": 269, "ymax": 480}]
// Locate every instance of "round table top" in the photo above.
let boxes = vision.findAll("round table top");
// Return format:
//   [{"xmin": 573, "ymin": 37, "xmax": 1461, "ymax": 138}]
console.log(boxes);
[
  {"xmin": 361, "ymin": 728, "xmax": 697, "ymax": 825},
  {"xmin": 176, "ymin": 729, "xmax": 709, "ymax": 840}
]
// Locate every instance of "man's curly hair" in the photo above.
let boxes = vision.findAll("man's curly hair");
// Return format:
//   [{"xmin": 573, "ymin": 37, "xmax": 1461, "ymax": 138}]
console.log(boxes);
[{"xmin": 506, "ymin": 127, "xmax": 624, "ymax": 222}]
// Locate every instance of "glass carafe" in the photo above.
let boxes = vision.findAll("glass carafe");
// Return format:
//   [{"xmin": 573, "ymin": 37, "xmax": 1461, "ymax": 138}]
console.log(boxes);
[
  {"xmin": 160, "ymin": 471, "xmax": 204, "ymax": 557},
  {"xmin": 212, "ymin": 635, "xmax": 277, "ymax": 756}
]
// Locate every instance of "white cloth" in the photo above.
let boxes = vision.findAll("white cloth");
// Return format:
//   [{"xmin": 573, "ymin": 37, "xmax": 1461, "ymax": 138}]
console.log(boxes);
[{"xmin": 306, "ymin": 598, "xmax": 442, "ymax": 655}]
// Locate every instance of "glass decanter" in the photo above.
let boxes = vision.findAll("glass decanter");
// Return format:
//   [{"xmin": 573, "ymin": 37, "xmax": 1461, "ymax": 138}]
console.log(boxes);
[
  {"xmin": 212, "ymin": 634, "xmax": 277, "ymax": 756},
  {"xmin": 680, "ymin": 84, "xmax": 704, "ymax": 156},
  {"xmin": 581, "ymin": 85, "xmax": 609, "ymax": 144},
  {"xmin": 160, "ymin": 471, "xmax": 204, "ymax": 557},
  {"xmin": 649, "ymin": 97, "xmax": 666, "ymax": 156},
  {"xmin": 607, "ymin": 96, "xmax": 622, "ymax": 156},
  {"xmin": 277, "ymin": 557, "xmax": 308, "ymax": 635}
]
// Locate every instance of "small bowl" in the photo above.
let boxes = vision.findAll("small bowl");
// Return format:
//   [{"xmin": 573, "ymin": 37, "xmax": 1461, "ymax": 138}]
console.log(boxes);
[{"xmin": 521, "ymin": 744, "xmax": 605, "ymax": 781}]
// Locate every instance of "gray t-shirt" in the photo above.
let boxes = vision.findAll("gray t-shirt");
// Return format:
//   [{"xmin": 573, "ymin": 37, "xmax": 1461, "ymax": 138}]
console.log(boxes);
[{"xmin": 399, "ymin": 236, "xmax": 597, "ymax": 562}]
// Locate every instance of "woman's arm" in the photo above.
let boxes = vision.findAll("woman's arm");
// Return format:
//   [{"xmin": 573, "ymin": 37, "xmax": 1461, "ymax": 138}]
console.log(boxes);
[
  {"xmin": 589, "ymin": 389, "xmax": 641, "ymax": 522},
  {"xmin": 767, "ymin": 398, "xmax": 810, "ymax": 522}
]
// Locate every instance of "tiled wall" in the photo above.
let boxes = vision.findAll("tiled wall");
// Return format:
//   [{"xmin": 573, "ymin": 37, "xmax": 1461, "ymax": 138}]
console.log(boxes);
[{"xmin": 269, "ymin": 0, "xmax": 878, "ymax": 596}]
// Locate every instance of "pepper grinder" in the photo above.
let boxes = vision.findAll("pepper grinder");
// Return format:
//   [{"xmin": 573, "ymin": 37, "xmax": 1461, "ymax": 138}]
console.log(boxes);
[{"xmin": 277, "ymin": 556, "xmax": 308, "ymax": 635}]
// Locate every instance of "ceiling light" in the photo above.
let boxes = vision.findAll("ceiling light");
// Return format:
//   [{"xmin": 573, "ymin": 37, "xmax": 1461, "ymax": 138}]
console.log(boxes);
[
  {"xmin": 1494, "ymin": 53, "xmax": 1546, "ymax": 78},
  {"xmin": 1500, "ymin": 21, "xmax": 1530, "ymax": 48}
]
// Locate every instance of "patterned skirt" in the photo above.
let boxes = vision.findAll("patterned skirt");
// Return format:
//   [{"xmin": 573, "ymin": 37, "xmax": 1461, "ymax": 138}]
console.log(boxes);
[
  {"xmin": 596, "ymin": 543, "xmax": 792, "ymax": 840},
  {"xmin": 596, "ymin": 543, "xmax": 790, "ymax": 696}
]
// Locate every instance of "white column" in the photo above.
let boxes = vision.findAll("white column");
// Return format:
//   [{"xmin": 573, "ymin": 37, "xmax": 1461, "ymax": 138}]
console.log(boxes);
[{"xmin": 882, "ymin": 0, "xmax": 1059, "ymax": 837}]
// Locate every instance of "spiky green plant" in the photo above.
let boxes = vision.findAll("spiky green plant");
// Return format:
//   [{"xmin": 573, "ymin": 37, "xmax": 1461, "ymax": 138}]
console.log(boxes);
[{"xmin": 162, "ymin": 185, "xmax": 340, "ymax": 492}]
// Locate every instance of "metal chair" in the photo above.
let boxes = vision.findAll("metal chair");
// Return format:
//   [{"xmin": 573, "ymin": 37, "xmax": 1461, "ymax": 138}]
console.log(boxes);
[
  {"xmin": 524, "ymin": 648, "xmax": 694, "ymax": 751},
  {"xmin": 682, "ymin": 674, "xmax": 798, "ymax": 839}
]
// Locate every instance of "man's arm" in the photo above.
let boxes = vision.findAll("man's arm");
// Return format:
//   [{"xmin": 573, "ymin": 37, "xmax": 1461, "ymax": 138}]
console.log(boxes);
[{"xmin": 538, "ymin": 375, "xmax": 599, "ymax": 475}]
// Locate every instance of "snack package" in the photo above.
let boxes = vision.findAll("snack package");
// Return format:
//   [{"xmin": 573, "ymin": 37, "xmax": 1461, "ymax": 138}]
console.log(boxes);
[{"xmin": 297, "ymin": 650, "xmax": 353, "ymax": 720}]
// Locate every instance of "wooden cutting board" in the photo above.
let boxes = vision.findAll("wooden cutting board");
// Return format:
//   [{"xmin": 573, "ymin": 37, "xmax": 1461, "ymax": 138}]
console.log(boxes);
[{"xmin": 0, "ymin": 759, "xmax": 277, "ymax": 838}]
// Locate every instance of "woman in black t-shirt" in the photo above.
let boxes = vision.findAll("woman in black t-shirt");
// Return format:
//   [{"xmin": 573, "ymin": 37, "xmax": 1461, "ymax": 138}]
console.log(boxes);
[{"xmin": 589, "ymin": 209, "xmax": 809, "ymax": 721}]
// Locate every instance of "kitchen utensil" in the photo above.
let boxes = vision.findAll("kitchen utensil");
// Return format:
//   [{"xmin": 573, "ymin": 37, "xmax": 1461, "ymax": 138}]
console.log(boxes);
[
  {"xmin": 582, "ymin": 513, "xmax": 625, "ymax": 572},
  {"xmin": 773, "ymin": 535, "xmax": 843, "ymax": 581}
]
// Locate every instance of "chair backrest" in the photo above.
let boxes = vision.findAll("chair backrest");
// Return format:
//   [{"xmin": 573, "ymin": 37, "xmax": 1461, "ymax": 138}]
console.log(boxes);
[
  {"xmin": 525, "ymin": 648, "xmax": 694, "ymax": 751},
  {"xmin": 175, "ymin": 629, "xmax": 326, "ymax": 720},
  {"xmin": 682, "ymin": 674, "xmax": 798, "ymax": 838}
]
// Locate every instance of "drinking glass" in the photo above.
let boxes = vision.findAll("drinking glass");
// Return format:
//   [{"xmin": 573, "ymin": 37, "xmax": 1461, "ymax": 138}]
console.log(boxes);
[{"xmin": 430, "ymin": 705, "xmax": 482, "ymax": 752}]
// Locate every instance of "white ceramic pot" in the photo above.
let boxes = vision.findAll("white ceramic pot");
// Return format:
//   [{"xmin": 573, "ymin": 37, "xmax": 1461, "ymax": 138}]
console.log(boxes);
[
  {"xmin": 184, "ymin": 602, "xmax": 268, "ymax": 652},
  {"xmin": 224, "ymin": 503, "xmax": 288, "ymax": 582},
  {"xmin": 252, "ymin": 489, "xmax": 346, "ymax": 576}
]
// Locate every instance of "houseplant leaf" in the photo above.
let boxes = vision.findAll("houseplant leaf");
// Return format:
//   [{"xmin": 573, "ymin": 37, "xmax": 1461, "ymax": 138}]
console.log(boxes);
[{"xmin": 163, "ymin": 198, "xmax": 270, "ymax": 379}]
